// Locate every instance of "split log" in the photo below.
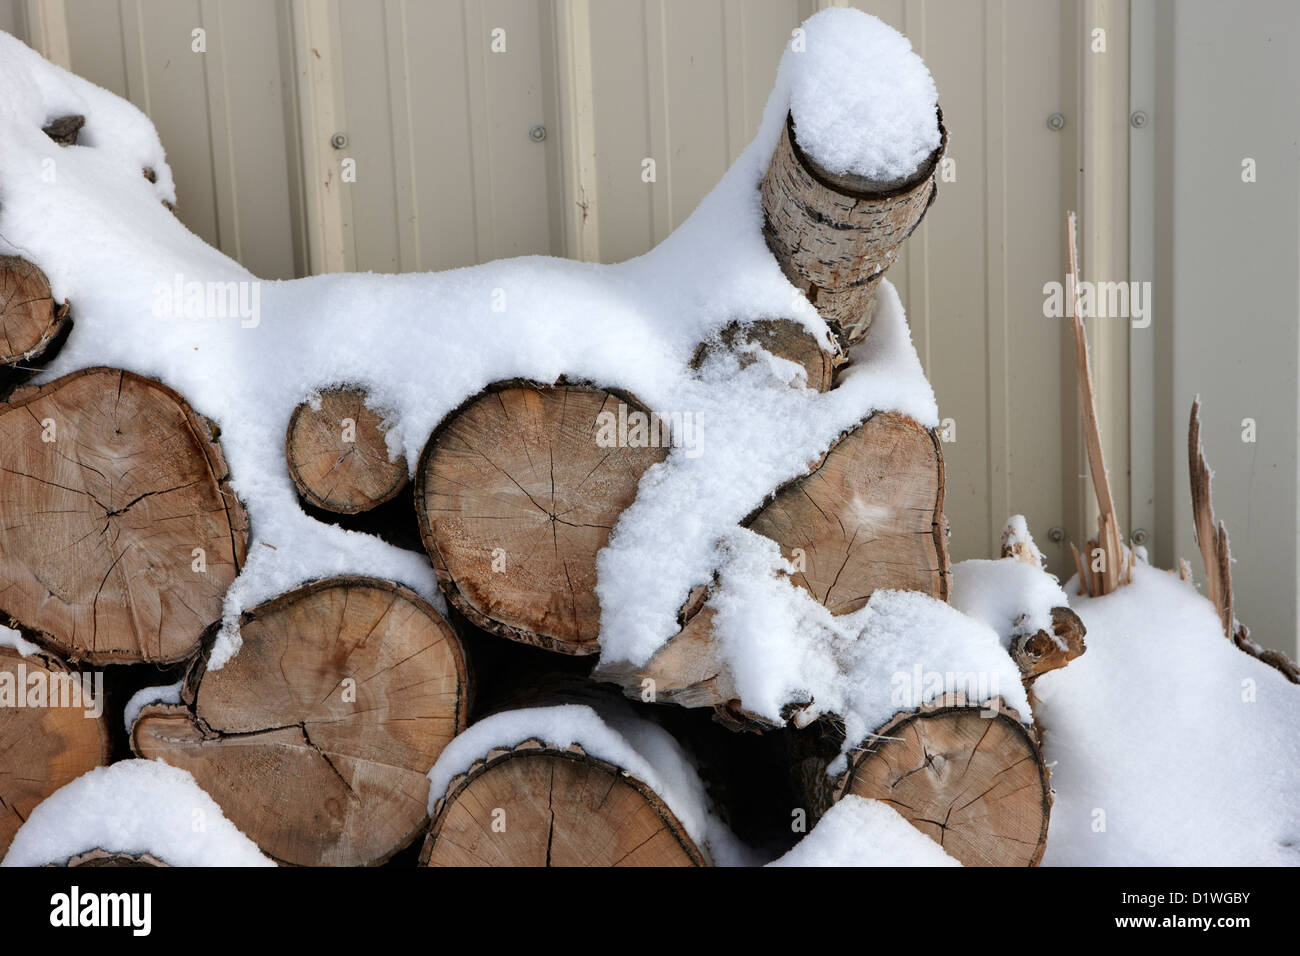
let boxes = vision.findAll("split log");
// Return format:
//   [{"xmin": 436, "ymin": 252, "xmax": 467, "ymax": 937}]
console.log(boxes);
[
  {"xmin": 834, "ymin": 695, "xmax": 1050, "ymax": 866},
  {"xmin": 0, "ymin": 368, "xmax": 249, "ymax": 664},
  {"xmin": 286, "ymin": 386, "xmax": 408, "ymax": 514},
  {"xmin": 416, "ymin": 382, "xmax": 669, "ymax": 655},
  {"xmin": 761, "ymin": 110, "xmax": 946, "ymax": 349},
  {"xmin": 0, "ymin": 645, "xmax": 111, "ymax": 857},
  {"xmin": 131, "ymin": 577, "xmax": 469, "ymax": 866},
  {"xmin": 692, "ymin": 319, "xmax": 839, "ymax": 392},
  {"xmin": 999, "ymin": 518, "xmax": 1087, "ymax": 681},
  {"xmin": 1188, "ymin": 399, "xmax": 1300, "ymax": 683},
  {"xmin": 0, "ymin": 256, "xmax": 68, "ymax": 369},
  {"xmin": 422, "ymin": 738, "xmax": 705, "ymax": 867},
  {"xmin": 597, "ymin": 411, "xmax": 948, "ymax": 713}
]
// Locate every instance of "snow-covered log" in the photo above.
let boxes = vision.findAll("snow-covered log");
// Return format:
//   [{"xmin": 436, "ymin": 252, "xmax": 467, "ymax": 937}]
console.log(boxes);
[
  {"xmin": 0, "ymin": 256, "xmax": 68, "ymax": 370},
  {"xmin": 0, "ymin": 367, "xmax": 248, "ymax": 664},
  {"xmin": 0, "ymin": 641, "xmax": 110, "ymax": 858},
  {"xmin": 597, "ymin": 410, "xmax": 948, "ymax": 713},
  {"xmin": 130, "ymin": 577, "xmax": 469, "ymax": 866},
  {"xmin": 416, "ymin": 382, "xmax": 670, "ymax": 655},
  {"xmin": 420, "ymin": 703, "xmax": 736, "ymax": 867},
  {"xmin": 286, "ymin": 386, "xmax": 409, "ymax": 514},
  {"xmin": 832, "ymin": 695, "xmax": 1050, "ymax": 867},
  {"xmin": 760, "ymin": 111, "xmax": 946, "ymax": 349},
  {"xmin": 692, "ymin": 318, "xmax": 840, "ymax": 392}
]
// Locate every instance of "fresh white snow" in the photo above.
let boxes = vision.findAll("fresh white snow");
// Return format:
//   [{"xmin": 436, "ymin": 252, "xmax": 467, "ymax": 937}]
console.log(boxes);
[
  {"xmin": 1038, "ymin": 561, "xmax": 1300, "ymax": 865},
  {"xmin": 769, "ymin": 796, "xmax": 960, "ymax": 867},
  {"xmin": 122, "ymin": 681, "xmax": 184, "ymax": 733},
  {"xmin": 1, "ymin": 760, "xmax": 273, "ymax": 867},
  {"xmin": 0, "ymin": 623, "xmax": 41, "ymax": 658},
  {"xmin": 786, "ymin": 8, "xmax": 941, "ymax": 182},
  {"xmin": 950, "ymin": 557, "xmax": 1069, "ymax": 649}
]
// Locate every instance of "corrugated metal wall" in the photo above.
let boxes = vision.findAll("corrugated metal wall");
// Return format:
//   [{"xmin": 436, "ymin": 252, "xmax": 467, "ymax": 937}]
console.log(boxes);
[{"xmin": 5, "ymin": 0, "xmax": 1297, "ymax": 654}]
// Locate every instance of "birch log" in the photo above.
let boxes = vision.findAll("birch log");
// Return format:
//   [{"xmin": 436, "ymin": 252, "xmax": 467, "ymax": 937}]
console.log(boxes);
[{"xmin": 761, "ymin": 110, "xmax": 946, "ymax": 349}]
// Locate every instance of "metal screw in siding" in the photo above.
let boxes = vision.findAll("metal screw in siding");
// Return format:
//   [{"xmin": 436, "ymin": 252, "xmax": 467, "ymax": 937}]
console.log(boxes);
[
  {"xmin": 1132, "ymin": 528, "xmax": 1149, "ymax": 545},
  {"xmin": 529, "ymin": 125, "xmax": 547, "ymax": 142},
  {"xmin": 1130, "ymin": 110, "xmax": 1148, "ymax": 129},
  {"xmin": 1047, "ymin": 526, "xmax": 1065, "ymax": 543},
  {"xmin": 330, "ymin": 132, "xmax": 348, "ymax": 149},
  {"xmin": 1046, "ymin": 113, "xmax": 1066, "ymax": 131}
]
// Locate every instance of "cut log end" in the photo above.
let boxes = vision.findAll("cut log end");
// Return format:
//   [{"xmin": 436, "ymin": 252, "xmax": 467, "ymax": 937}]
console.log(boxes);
[
  {"xmin": 416, "ymin": 382, "xmax": 668, "ymax": 655},
  {"xmin": 748, "ymin": 411, "xmax": 949, "ymax": 612},
  {"xmin": 0, "ymin": 256, "xmax": 66, "ymax": 366},
  {"xmin": 286, "ymin": 387, "xmax": 409, "ymax": 514},
  {"xmin": 421, "ymin": 740, "xmax": 705, "ymax": 867},
  {"xmin": 692, "ymin": 319, "xmax": 839, "ymax": 392},
  {"xmin": 0, "ymin": 646, "xmax": 111, "ymax": 857},
  {"xmin": 131, "ymin": 577, "xmax": 469, "ymax": 867},
  {"xmin": 836, "ymin": 696, "xmax": 1050, "ymax": 867},
  {"xmin": 0, "ymin": 367, "xmax": 249, "ymax": 665}
]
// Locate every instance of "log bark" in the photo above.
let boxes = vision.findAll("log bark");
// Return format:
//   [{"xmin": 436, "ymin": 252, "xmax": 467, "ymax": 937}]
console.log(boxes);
[
  {"xmin": 416, "ymin": 382, "xmax": 669, "ymax": 656},
  {"xmin": 761, "ymin": 110, "xmax": 946, "ymax": 349},
  {"xmin": 130, "ymin": 576, "xmax": 469, "ymax": 866},
  {"xmin": 834, "ymin": 695, "xmax": 1050, "ymax": 866},
  {"xmin": 286, "ymin": 386, "xmax": 408, "ymax": 514},
  {"xmin": 420, "ymin": 737, "xmax": 705, "ymax": 867},
  {"xmin": 0, "ymin": 645, "xmax": 111, "ymax": 857},
  {"xmin": 0, "ymin": 256, "xmax": 68, "ymax": 368},
  {"xmin": 0, "ymin": 368, "xmax": 249, "ymax": 664},
  {"xmin": 597, "ymin": 411, "xmax": 948, "ymax": 714},
  {"xmin": 692, "ymin": 319, "xmax": 839, "ymax": 392},
  {"xmin": 42, "ymin": 115, "xmax": 84, "ymax": 146},
  {"xmin": 64, "ymin": 850, "xmax": 168, "ymax": 867}
]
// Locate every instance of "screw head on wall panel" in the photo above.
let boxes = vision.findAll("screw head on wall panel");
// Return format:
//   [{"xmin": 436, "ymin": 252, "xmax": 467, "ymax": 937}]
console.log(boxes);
[
  {"xmin": 1046, "ymin": 113, "xmax": 1066, "ymax": 131},
  {"xmin": 330, "ymin": 132, "xmax": 348, "ymax": 149},
  {"xmin": 529, "ymin": 125, "xmax": 547, "ymax": 142},
  {"xmin": 1132, "ymin": 528, "xmax": 1149, "ymax": 545},
  {"xmin": 1047, "ymin": 526, "xmax": 1065, "ymax": 543},
  {"xmin": 1130, "ymin": 110, "xmax": 1148, "ymax": 129}
]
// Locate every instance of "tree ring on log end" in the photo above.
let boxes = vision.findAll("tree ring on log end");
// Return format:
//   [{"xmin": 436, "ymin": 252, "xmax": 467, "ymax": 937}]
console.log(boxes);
[
  {"xmin": 131, "ymin": 576, "xmax": 469, "ymax": 867},
  {"xmin": 421, "ymin": 739, "xmax": 706, "ymax": 867},
  {"xmin": 285, "ymin": 386, "xmax": 409, "ymax": 514},
  {"xmin": 0, "ymin": 367, "xmax": 249, "ymax": 665},
  {"xmin": 415, "ymin": 381, "xmax": 669, "ymax": 655},
  {"xmin": 836, "ymin": 694, "xmax": 1050, "ymax": 867}
]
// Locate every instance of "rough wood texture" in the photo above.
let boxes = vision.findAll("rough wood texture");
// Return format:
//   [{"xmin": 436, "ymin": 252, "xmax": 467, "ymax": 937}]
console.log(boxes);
[
  {"xmin": 1011, "ymin": 606, "xmax": 1087, "ymax": 682},
  {"xmin": 64, "ymin": 849, "xmax": 168, "ymax": 867},
  {"xmin": 420, "ymin": 737, "xmax": 705, "ymax": 867},
  {"xmin": 761, "ymin": 110, "xmax": 946, "ymax": 349},
  {"xmin": 1065, "ymin": 212, "xmax": 1127, "ymax": 596},
  {"xmin": 1188, "ymin": 399, "xmax": 1300, "ymax": 683},
  {"xmin": 692, "ymin": 319, "xmax": 839, "ymax": 392},
  {"xmin": 416, "ymin": 382, "xmax": 668, "ymax": 655},
  {"xmin": 835, "ymin": 695, "xmax": 1050, "ymax": 866},
  {"xmin": 286, "ymin": 386, "xmax": 408, "ymax": 514},
  {"xmin": 597, "ymin": 411, "xmax": 948, "ymax": 716},
  {"xmin": 0, "ymin": 645, "xmax": 111, "ymax": 856},
  {"xmin": 41, "ymin": 115, "xmax": 84, "ymax": 146},
  {"xmin": 0, "ymin": 256, "xmax": 67, "ymax": 367},
  {"xmin": 0, "ymin": 368, "xmax": 249, "ymax": 664},
  {"xmin": 131, "ymin": 577, "xmax": 469, "ymax": 866}
]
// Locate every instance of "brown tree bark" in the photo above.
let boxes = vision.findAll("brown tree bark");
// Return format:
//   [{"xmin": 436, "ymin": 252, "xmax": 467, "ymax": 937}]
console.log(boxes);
[{"xmin": 761, "ymin": 110, "xmax": 946, "ymax": 349}]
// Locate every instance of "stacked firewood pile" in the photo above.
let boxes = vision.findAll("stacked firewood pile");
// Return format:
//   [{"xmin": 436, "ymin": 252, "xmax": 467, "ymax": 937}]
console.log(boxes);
[{"xmin": 0, "ymin": 104, "xmax": 1079, "ymax": 868}]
